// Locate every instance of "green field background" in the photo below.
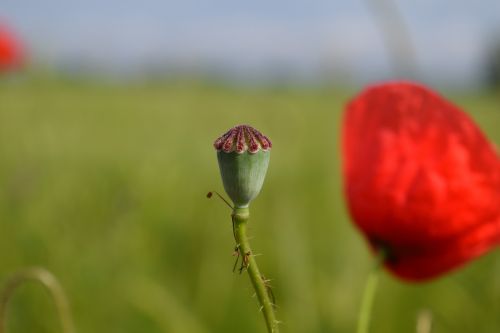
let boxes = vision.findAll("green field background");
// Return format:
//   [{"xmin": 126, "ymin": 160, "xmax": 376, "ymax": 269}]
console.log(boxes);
[{"xmin": 0, "ymin": 77, "xmax": 499, "ymax": 332}]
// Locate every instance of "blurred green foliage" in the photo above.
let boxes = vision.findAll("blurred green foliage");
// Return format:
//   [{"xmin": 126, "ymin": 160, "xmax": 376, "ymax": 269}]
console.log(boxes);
[{"xmin": 0, "ymin": 77, "xmax": 499, "ymax": 333}]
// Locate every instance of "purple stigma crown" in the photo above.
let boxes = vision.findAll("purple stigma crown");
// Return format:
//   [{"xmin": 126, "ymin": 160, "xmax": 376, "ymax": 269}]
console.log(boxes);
[{"xmin": 214, "ymin": 125, "xmax": 272, "ymax": 154}]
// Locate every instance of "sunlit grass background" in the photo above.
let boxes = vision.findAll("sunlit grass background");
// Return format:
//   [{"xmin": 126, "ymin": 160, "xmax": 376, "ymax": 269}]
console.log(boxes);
[{"xmin": 0, "ymin": 77, "xmax": 499, "ymax": 333}]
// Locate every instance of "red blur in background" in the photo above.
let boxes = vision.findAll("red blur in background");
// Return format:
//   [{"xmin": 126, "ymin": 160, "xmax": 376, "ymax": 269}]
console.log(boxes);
[{"xmin": 0, "ymin": 23, "xmax": 24, "ymax": 72}]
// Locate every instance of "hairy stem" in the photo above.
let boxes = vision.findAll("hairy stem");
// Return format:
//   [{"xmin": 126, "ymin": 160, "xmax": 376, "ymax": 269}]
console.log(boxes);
[
  {"xmin": 232, "ymin": 207, "xmax": 279, "ymax": 333},
  {"xmin": 0, "ymin": 267, "xmax": 75, "ymax": 333},
  {"xmin": 356, "ymin": 251, "xmax": 385, "ymax": 333}
]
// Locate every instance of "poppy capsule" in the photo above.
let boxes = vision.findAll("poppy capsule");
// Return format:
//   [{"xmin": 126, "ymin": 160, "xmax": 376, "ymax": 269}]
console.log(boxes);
[
  {"xmin": 214, "ymin": 125, "xmax": 272, "ymax": 208},
  {"xmin": 0, "ymin": 23, "xmax": 24, "ymax": 72},
  {"xmin": 342, "ymin": 82, "xmax": 500, "ymax": 281}
]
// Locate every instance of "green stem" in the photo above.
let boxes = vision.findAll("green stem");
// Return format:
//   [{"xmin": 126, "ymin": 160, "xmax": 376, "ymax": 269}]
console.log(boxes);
[
  {"xmin": 232, "ymin": 207, "xmax": 279, "ymax": 333},
  {"xmin": 0, "ymin": 267, "xmax": 75, "ymax": 333},
  {"xmin": 356, "ymin": 251, "xmax": 385, "ymax": 333}
]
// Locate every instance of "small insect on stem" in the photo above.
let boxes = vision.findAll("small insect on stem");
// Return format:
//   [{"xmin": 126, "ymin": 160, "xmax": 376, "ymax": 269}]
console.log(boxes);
[
  {"xmin": 232, "ymin": 245, "xmax": 241, "ymax": 272},
  {"xmin": 231, "ymin": 246, "xmax": 251, "ymax": 274},
  {"xmin": 239, "ymin": 251, "xmax": 251, "ymax": 274}
]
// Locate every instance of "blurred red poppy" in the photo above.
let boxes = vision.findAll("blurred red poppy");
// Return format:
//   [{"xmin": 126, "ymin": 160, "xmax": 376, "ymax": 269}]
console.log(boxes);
[
  {"xmin": 0, "ymin": 23, "xmax": 24, "ymax": 72},
  {"xmin": 342, "ymin": 82, "xmax": 500, "ymax": 281}
]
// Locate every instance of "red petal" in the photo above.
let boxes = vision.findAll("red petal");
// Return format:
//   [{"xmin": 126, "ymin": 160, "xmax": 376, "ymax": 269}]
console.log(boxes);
[{"xmin": 342, "ymin": 81, "xmax": 500, "ymax": 281}]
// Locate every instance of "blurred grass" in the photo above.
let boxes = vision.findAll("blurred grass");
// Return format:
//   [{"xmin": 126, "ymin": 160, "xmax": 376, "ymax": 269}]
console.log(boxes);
[{"xmin": 0, "ymin": 77, "xmax": 499, "ymax": 333}]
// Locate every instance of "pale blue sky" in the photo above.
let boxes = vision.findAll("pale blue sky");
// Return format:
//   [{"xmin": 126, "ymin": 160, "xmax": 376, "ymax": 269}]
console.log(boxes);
[{"xmin": 2, "ymin": 0, "xmax": 500, "ymax": 86}]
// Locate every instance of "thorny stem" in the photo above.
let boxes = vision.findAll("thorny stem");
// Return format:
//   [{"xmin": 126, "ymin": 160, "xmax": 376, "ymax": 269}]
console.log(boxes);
[
  {"xmin": 0, "ymin": 267, "xmax": 75, "ymax": 333},
  {"xmin": 232, "ymin": 207, "xmax": 279, "ymax": 333},
  {"xmin": 356, "ymin": 250, "xmax": 386, "ymax": 333}
]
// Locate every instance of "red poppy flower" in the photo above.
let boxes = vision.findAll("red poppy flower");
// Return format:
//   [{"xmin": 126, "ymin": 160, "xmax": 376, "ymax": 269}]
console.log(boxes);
[
  {"xmin": 342, "ymin": 82, "xmax": 500, "ymax": 281},
  {"xmin": 0, "ymin": 23, "xmax": 24, "ymax": 72}
]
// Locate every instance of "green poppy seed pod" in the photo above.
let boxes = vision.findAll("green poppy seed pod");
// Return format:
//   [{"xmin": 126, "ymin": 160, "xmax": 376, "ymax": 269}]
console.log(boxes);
[{"xmin": 214, "ymin": 125, "xmax": 272, "ymax": 208}]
